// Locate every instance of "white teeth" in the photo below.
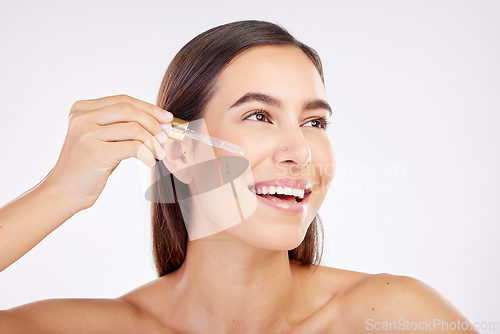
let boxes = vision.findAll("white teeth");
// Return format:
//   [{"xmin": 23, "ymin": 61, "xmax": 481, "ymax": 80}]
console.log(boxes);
[{"xmin": 250, "ymin": 184, "xmax": 308, "ymax": 199}]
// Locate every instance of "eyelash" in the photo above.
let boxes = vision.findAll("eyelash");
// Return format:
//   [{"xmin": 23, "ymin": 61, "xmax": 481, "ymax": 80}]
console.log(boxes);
[{"xmin": 244, "ymin": 109, "xmax": 331, "ymax": 130}]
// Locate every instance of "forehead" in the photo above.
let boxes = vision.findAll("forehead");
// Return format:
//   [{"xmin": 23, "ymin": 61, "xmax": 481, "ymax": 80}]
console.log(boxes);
[{"xmin": 213, "ymin": 45, "xmax": 327, "ymax": 102}]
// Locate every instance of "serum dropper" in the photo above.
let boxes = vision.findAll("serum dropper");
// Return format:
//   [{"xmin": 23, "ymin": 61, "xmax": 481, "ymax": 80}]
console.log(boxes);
[{"xmin": 160, "ymin": 117, "xmax": 246, "ymax": 156}]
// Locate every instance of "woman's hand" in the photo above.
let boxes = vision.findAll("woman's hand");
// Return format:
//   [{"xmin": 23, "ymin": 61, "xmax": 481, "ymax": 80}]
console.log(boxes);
[{"xmin": 44, "ymin": 94, "xmax": 172, "ymax": 213}]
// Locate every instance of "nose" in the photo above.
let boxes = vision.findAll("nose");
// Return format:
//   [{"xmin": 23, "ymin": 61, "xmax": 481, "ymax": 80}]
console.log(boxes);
[{"xmin": 273, "ymin": 127, "xmax": 311, "ymax": 169}]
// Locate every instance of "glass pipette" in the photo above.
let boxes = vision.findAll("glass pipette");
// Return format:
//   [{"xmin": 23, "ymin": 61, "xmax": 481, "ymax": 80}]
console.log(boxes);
[{"xmin": 160, "ymin": 117, "xmax": 246, "ymax": 156}]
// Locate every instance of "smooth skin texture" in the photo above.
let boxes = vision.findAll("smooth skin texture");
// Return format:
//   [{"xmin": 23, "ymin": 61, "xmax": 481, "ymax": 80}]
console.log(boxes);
[{"xmin": 0, "ymin": 46, "xmax": 478, "ymax": 333}]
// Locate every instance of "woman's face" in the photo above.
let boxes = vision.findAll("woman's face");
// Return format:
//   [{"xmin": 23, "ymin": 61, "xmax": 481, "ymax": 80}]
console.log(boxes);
[{"xmin": 185, "ymin": 45, "xmax": 335, "ymax": 250}]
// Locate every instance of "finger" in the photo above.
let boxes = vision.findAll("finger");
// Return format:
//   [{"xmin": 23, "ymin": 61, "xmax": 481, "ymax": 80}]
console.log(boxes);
[
  {"xmin": 87, "ymin": 103, "xmax": 170, "ymax": 144},
  {"xmin": 106, "ymin": 140, "xmax": 158, "ymax": 168},
  {"xmin": 95, "ymin": 122, "xmax": 167, "ymax": 160},
  {"xmin": 72, "ymin": 94, "xmax": 173, "ymax": 124}
]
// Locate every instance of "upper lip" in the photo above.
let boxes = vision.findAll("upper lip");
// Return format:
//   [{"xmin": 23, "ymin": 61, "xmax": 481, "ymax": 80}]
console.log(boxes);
[{"xmin": 248, "ymin": 178, "xmax": 312, "ymax": 193}]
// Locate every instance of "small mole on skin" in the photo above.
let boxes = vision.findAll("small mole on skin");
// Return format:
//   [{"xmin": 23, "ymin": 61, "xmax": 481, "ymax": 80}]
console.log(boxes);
[
  {"xmin": 372, "ymin": 307, "xmax": 374, "ymax": 311},
  {"xmin": 386, "ymin": 282, "xmax": 390, "ymax": 285}
]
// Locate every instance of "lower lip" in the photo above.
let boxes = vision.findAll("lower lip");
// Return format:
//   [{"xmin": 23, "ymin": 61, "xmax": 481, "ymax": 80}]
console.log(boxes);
[{"xmin": 250, "ymin": 191, "xmax": 310, "ymax": 213}]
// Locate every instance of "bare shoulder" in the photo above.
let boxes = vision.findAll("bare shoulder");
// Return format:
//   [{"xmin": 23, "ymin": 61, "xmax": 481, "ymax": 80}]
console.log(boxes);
[
  {"xmin": 336, "ymin": 272, "xmax": 466, "ymax": 315},
  {"xmin": 287, "ymin": 262, "xmax": 372, "ymax": 332},
  {"xmin": 116, "ymin": 274, "xmax": 179, "ymax": 330},
  {"xmin": 291, "ymin": 261, "xmax": 373, "ymax": 302},
  {"xmin": 0, "ymin": 297, "xmax": 165, "ymax": 334},
  {"xmin": 316, "ymin": 269, "xmax": 477, "ymax": 333}
]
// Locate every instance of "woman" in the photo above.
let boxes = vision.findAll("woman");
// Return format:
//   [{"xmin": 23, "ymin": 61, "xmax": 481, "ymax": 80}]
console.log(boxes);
[{"xmin": 0, "ymin": 20, "xmax": 477, "ymax": 333}]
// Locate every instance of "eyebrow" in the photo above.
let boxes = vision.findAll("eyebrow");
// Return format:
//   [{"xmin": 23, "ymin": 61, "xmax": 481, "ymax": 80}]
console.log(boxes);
[{"xmin": 228, "ymin": 92, "xmax": 332, "ymax": 117}]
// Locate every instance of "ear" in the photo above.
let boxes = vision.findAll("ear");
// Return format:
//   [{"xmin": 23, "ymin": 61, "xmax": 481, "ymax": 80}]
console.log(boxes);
[{"xmin": 160, "ymin": 138, "xmax": 194, "ymax": 184}]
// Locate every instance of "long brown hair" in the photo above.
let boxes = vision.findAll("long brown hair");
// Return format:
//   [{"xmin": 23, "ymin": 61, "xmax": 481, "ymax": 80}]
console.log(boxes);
[{"xmin": 151, "ymin": 20, "xmax": 326, "ymax": 277}]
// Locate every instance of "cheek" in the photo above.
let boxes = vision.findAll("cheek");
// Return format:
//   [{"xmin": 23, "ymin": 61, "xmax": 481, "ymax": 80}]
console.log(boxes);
[{"xmin": 213, "ymin": 126, "xmax": 273, "ymax": 161}]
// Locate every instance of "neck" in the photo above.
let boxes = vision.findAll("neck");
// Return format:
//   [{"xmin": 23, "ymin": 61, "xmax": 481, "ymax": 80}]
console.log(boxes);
[{"xmin": 170, "ymin": 234, "xmax": 297, "ymax": 332}]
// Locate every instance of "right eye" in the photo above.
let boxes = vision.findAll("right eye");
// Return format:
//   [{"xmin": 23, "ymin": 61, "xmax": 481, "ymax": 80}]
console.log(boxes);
[{"xmin": 245, "ymin": 110, "xmax": 273, "ymax": 123}]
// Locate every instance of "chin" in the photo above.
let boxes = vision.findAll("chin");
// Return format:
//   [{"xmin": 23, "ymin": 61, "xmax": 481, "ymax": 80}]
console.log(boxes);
[{"xmin": 226, "ymin": 217, "xmax": 309, "ymax": 251}]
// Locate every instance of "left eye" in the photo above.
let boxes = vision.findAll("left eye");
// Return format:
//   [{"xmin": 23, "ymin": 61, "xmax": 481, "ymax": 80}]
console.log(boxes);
[
  {"xmin": 245, "ymin": 110, "xmax": 272, "ymax": 123},
  {"xmin": 303, "ymin": 118, "xmax": 328, "ymax": 129}
]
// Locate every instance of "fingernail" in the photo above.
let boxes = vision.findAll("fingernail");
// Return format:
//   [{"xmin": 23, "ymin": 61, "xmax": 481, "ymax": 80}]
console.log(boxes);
[
  {"xmin": 158, "ymin": 131, "xmax": 168, "ymax": 144},
  {"xmin": 162, "ymin": 110, "xmax": 173, "ymax": 122}
]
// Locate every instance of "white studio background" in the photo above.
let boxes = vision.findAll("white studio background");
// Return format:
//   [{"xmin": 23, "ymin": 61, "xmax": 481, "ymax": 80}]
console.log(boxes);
[{"xmin": 0, "ymin": 0, "xmax": 498, "ymax": 324}]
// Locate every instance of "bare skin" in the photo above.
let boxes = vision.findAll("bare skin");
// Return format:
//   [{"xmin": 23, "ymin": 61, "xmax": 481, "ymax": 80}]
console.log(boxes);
[
  {"xmin": 0, "ymin": 46, "xmax": 478, "ymax": 333},
  {"xmin": 1, "ymin": 263, "xmax": 475, "ymax": 333},
  {"xmin": 116, "ymin": 262, "xmax": 475, "ymax": 333}
]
